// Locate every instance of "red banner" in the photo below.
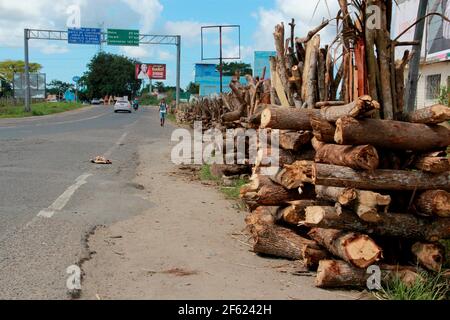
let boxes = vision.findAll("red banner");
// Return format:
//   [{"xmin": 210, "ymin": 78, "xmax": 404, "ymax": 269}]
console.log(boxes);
[{"xmin": 136, "ymin": 63, "xmax": 166, "ymax": 80}]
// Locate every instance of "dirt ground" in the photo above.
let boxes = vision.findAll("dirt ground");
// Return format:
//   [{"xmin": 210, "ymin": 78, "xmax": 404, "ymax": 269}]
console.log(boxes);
[{"xmin": 80, "ymin": 139, "xmax": 363, "ymax": 300}]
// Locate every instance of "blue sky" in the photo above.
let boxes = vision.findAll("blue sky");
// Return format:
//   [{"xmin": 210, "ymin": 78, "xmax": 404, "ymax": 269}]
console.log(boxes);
[{"xmin": 0, "ymin": 0, "xmax": 340, "ymax": 89}]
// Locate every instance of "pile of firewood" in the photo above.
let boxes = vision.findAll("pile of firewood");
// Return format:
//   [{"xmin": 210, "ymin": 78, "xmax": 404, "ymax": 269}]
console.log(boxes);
[{"xmin": 237, "ymin": 1, "xmax": 450, "ymax": 289}]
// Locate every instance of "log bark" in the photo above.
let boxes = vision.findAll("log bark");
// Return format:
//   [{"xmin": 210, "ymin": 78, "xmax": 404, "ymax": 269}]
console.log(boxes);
[
  {"xmin": 311, "ymin": 163, "xmax": 450, "ymax": 191},
  {"xmin": 279, "ymin": 200, "xmax": 330, "ymax": 225},
  {"xmin": 308, "ymin": 228, "xmax": 383, "ymax": 269},
  {"xmin": 302, "ymin": 35, "xmax": 320, "ymax": 108},
  {"xmin": 335, "ymin": 116, "xmax": 450, "ymax": 152},
  {"xmin": 316, "ymin": 260, "xmax": 421, "ymax": 288},
  {"xmin": 279, "ymin": 130, "xmax": 312, "ymax": 152},
  {"xmin": 245, "ymin": 206, "xmax": 279, "ymax": 236},
  {"xmin": 303, "ymin": 206, "xmax": 450, "ymax": 242},
  {"xmin": 260, "ymin": 107, "xmax": 320, "ymax": 130},
  {"xmin": 274, "ymin": 23, "xmax": 294, "ymax": 106},
  {"xmin": 405, "ymin": 104, "xmax": 450, "ymax": 124},
  {"xmin": 314, "ymin": 142, "xmax": 380, "ymax": 170},
  {"xmin": 320, "ymin": 95, "xmax": 380, "ymax": 122},
  {"xmin": 240, "ymin": 174, "xmax": 302, "ymax": 209},
  {"xmin": 316, "ymin": 101, "xmax": 346, "ymax": 108},
  {"xmin": 271, "ymin": 160, "xmax": 314, "ymax": 189},
  {"xmin": 310, "ymin": 115, "xmax": 336, "ymax": 143},
  {"xmin": 414, "ymin": 190, "xmax": 450, "ymax": 218},
  {"xmin": 253, "ymin": 224, "xmax": 328, "ymax": 267},
  {"xmin": 411, "ymin": 242, "xmax": 445, "ymax": 272},
  {"xmin": 414, "ymin": 152, "xmax": 450, "ymax": 174}
]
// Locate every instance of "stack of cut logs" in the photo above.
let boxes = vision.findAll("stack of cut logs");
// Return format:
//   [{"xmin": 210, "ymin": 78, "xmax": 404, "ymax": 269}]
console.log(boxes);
[
  {"xmin": 177, "ymin": 1, "xmax": 450, "ymax": 289},
  {"xmin": 238, "ymin": 1, "xmax": 450, "ymax": 289}
]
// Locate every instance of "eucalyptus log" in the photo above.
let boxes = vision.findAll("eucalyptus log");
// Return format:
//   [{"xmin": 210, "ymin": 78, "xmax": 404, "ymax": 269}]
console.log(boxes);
[
  {"xmin": 279, "ymin": 200, "xmax": 329, "ymax": 226},
  {"xmin": 411, "ymin": 242, "xmax": 445, "ymax": 272},
  {"xmin": 314, "ymin": 142, "xmax": 379, "ymax": 170},
  {"xmin": 253, "ymin": 224, "xmax": 328, "ymax": 267},
  {"xmin": 260, "ymin": 107, "xmax": 320, "ymax": 130},
  {"xmin": 311, "ymin": 163, "xmax": 450, "ymax": 191},
  {"xmin": 414, "ymin": 152, "xmax": 450, "ymax": 173},
  {"xmin": 240, "ymin": 174, "xmax": 302, "ymax": 209},
  {"xmin": 335, "ymin": 116, "xmax": 450, "ymax": 152},
  {"xmin": 316, "ymin": 260, "xmax": 421, "ymax": 288},
  {"xmin": 319, "ymin": 95, "xmax": 380, "ymax": 122},
  {"xmin": 279, "ymin": 130, "xmax": 312, "ymax": 151},
  {"xmin": 406, "ymin": 104, "xmax": 450, "ymax": 124},
  {"xmin": 303, "ymin": 206, "xmax": 450, "ymax": 242},
  {"xmin": 310, "ymin": 115, "xmax": 336, "ymax": 143},
  {"xmin": 308, "ymin": 228, "xmax": 382, "ymax": 269},
  {"xmin": 414, "ymin": 190, "xmax": 450, "ymax": 218}
]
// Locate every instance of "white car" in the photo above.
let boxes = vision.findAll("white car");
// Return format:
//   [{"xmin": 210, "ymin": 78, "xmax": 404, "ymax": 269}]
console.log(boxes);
[{"xmin": 114, "ymin": 99, "xmax": 132, "ymax": 113}]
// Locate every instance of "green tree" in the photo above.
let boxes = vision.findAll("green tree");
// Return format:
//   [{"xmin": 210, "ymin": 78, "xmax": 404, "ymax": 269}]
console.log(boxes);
[
  {"xmin": 221, "ymin": 62, "xmax": 252, "ymax": 76},
  {"xmin": 186, "ymin": 81, "xmax": 199, "ymax": 94},
  {"xmin": 154, "ymin": 81, "xmax": 165, "ymax": 92},
  {"xmin": 47, "ymin": 80, "xmax": 74, "ymax": 98},
  {"xmin": 0, "ymin": 60, "xmax": 42, "ymax": 81},
  {"xmin": 83, "ymin": 52, "xmax": 141, "ymax": 99}
]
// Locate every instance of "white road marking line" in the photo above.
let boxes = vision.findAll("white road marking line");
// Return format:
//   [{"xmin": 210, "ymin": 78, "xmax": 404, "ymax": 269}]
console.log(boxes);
[{"xmin": 37, "ymin": 173, "xmax": 92, "ymax": 218}]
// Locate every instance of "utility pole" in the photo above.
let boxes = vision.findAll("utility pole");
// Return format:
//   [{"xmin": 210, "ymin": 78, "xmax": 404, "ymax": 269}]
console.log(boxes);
[
  {"xmin": 24, "ymin": 28, "xmax": 31, "ymax": 112},
  {"xmin": 176, "ymin": 35, "xmax": 181, "ymax": 108},
  {"xmin": 219, "ymin": 26, "xmax": 223, "ymax": 93},
  {"xmin": 404, "ymin": 0, "xmax": 428, "ymax": 114}
]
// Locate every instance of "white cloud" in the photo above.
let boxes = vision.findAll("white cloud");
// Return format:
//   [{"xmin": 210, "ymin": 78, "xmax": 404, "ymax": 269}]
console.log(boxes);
[
  {"xmin": 120, "ymin": 46, "xmax": 152, "ymax": 59},
  {"xmin": 164, "ymin": 20, "xmax": 204, "ymax": 47},
  {"xmin": 252, "ymin": 0, "xmax": 340, "ymax": 51},
  {"xmin": 120, "ymin": 0, "xmax": 163, "ymax": 33},
  {"xmin": 158, "ymin": 50, "xmax": 174, "ymax": 61},
  {"xmin": 39, "ymin": 44, "xmax": 70, "ymax": 55}
]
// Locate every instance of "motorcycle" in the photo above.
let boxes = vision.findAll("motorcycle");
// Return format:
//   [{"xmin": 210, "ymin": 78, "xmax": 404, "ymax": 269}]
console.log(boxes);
[{"xmin": 132, "ymin": 100, "xmax": 139, "ymax": 111}]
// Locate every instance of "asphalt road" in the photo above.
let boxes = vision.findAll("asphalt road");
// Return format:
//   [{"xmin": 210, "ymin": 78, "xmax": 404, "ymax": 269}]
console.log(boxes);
[{"xmin": 0, "ymin": 105, "xmax": 172, "ymax": 299}]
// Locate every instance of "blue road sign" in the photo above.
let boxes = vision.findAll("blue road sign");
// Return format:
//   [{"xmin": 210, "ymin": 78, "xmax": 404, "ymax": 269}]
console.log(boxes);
[
  {"xmin": 73, "ymin": 76, "xmax": 81, "ymax": 83},
  {"xmin": 68, "ymin": 28, "xmax": 102, "ymax": 45}
]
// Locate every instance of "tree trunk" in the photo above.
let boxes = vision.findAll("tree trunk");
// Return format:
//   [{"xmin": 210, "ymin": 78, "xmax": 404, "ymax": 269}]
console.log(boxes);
[
  {"xmin": 260, "ymin": 107, "xmax": 320, "ymax": 130},
  {"xmin": 245, "ymin": 206, "xmax": 279, "ymax": 236},
  {"xmin": 279, "ymin": 130, "xmax": 312, "ymax": 152},
  {"xmin": 316, "ymin": 260, "xmax": 421, "ymax": 288},
  {"xmin": 279, "ymin": 200, "xmax": 330, "ymax": 225},
  {"xmin": 310, "ymin": 115, "xmax": 336, "ymax": 143},
  {"xmin": 335, "ymin": 116, "xmax": 450, "ymax": 152},
  {"xmin": 314, "ymin": 187, "xmax": 391, "ymax": 223},
  {"xmin": 308, "ymin": 228, "xmax": 383, "ymax": 269},
  {"xmin": 274, "ymin": 23, "xmax": 294, "ymax": 106},
  {"xmin": 411, "ymin": 242, "xmax": 445, "ymax": 272},
  {"xmin": 414, "ymin": 152, "xmax": 450, "ymax": 173},
  {"xmin": 406, "ymin": 104, "xmax": 450, "ymax": 124},
  {"xmin": 316, "ymin": 101, "xmax": 346, "ymax": 108},
  {"xmin": 320, "ymin": 95, "xmax": 380, "ymax": 122},
  {"xmin": 303, "ymin": 206, "xmax": 450, "ymax": 242},
  {"xmin": 302, "ymin": 35, "xmax": 320, "ymax": 108},
  {"xmin": 314, "ymin": 142, "xmax": 380, "ymax": 170},
  {"xmin": 414, "ymin": 190, "xmax": 450, "ymax": 218},
  {"xmin": 253, "ymin": 224, "xmax": 328, "ymax": 267},
  {"xmin": 240, "ymin": 174, "xmax": 303, "ymax": 209},
  {"xmin": 311, "ymin": 163, "xmax": 450, "ymax": 191}
]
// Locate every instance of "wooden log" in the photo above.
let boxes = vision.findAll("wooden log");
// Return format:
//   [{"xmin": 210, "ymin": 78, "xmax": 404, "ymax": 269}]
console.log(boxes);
[
  {"xmin": 311, "ymin": 163, "xmax": 450, "ymax": 191},
  {"xmin": 405, "ymin": 104, "xmax": 450, "ymax": 124},
  {"xmin": 316, "ymin": 260, "xmax": 421, "ymax": 288},
  {"xmin": 210, "ymin": 164, "xmax": 250, "ymax": 178},
  {"xmin": 414, "ymin": 190, "xmax": 450, "ymax": 218},
  {"xmin": 314, "ymin": 187, "xmax": 391, "ymax": 223},
  {"xmin": 414, "ymin": 151, "xmax": 450, "ymax": 173},
  {"xmin": 319, "ymin": 95, "xmax": 380, "ymax": 122},
  {"xmin": 411, "ymin": 242, "xmax": 445, "ymax": 272},
  {"xmin": 260, "ymin": 107, "xmax": 320, "ymax": 130},
  {"xmin": 303, "ymin": 35, "xmax": 320, "ymax": 108},
  {"xmin": 394, "ymin": 50, "xmax": 411, "ymax": 118},
  {"xmin": 279, "ymin": 130, "xmax": 312, "ymax": 151},
  {"xmin": 274, "ymin": 23, "xmax": 294, "ymax": 106},
  {"xmin": 318, "ymin": 48, "xmax": 327, "ymax": 102},
  {"xmin": 315, "ymin": 101, "xmax": 346, "ymax": 108},
  {"xmin": 255, "ymin": 145, "xmax": 310, "ymax": 168},
  {"xmin": 335, "ymin": 116, "xmax": 450, "ymax": 152},
  {"xmin": 308, "ymin": 228, "xmax": 383, "ymax": 269},
  {"xmin": 310, "ymin": 115, "xmax": 336, "ymax": 143},
  {"xmin": 253, "ymin": 224, "xmax": 328, "ymax": 267},
  {"xmin": 245, "ymin": 206, "xmax": 279, "ymax": 236},
  {"xmin": 303, "ymin": 206, "xmax": 450, "ymax": 242},
  {"xmin": 271, "ymin": 160, "xmax": 314, "ymax": 189},
  {"xmin": 240, "ymin": 174, "xmax": 302, "ymax": 209},
  {"xmin": 314, "ymin": 142, "xmax": 380, "ymax": 170},
  {"xmin": 279, "ymin": 200, "xmax": 330, "ymax": 226}
]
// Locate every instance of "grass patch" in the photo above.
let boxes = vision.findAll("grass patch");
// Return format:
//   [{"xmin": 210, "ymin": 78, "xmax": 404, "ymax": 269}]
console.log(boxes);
[
  {"xmin": 166, "ymin": 113, "xmax": 176, "ymax": 123},
  {"xmin": 0, "ymin": 102, "xmax": 83, "ymax": 118},
  {"xmin": 441, "ymin": 239, "xmax": 450, "ymax": 269},
  {"xmin": 199, "ymin": 164, "xmax": 219, "ymax": 182},
  {"xmin": 374, "ymin": 270, "xmax": 449, "ymax": 300},
  {"xmin": 220, "ymin": 179, "xmax": 248, "ymax": 200}
]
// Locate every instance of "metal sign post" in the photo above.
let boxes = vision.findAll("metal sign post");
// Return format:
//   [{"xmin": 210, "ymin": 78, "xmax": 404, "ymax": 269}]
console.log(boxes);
[
  {"xmin": 201, "ymin": 25, "xmax": 240, "ymax": 93},
  {"xmin": 23, "ymin": 29, "xmax": 181, "ymax": 112}
]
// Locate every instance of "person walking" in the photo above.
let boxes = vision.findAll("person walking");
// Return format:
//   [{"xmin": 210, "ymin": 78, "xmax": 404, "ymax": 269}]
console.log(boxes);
[{"xmin": 159, "ymin": 99, "xmax": 167, "ymax": 127}]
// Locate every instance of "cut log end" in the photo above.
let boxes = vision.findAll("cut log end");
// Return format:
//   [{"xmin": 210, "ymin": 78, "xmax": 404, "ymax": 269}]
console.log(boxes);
[{"xmin": 260, "ymin": 108, "xmax": 272, "ymax": 128}]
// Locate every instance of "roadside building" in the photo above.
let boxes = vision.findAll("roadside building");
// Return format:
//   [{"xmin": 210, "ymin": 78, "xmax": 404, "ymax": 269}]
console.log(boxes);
[{"xmin": 393, "ymin": 0, "xmax": 450, "ymax": 108}]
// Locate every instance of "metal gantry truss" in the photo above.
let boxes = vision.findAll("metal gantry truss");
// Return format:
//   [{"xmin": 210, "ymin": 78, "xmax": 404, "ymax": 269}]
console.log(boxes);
[{"xmin": 23, "ymin": 28, "xmax": 181, "ymax": 111}]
